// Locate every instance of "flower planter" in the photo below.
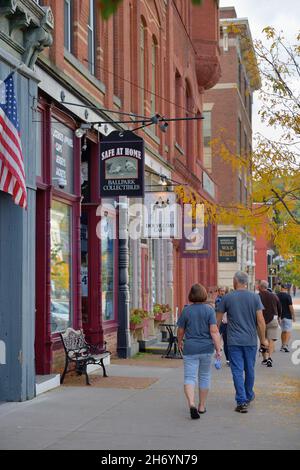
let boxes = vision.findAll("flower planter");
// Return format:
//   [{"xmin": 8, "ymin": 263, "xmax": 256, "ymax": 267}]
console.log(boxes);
[
  {"xmin": 130, "ymin": 322, "xmax": 143, "ymax": 332},
  {"xmin": 154, "ymin": 312, "xmax": 171, "ymax": 323}
]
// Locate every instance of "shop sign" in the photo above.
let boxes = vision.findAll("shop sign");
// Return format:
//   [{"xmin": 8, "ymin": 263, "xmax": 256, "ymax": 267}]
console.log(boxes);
[
  {"xmin": 52, "ymin": 122, "xmax": 74, "ymax": 194},
  {"xmin": 143, "ymin": 192, "xmax": 180, "ymax": 239},
  {"xmin": 181, "ymin": 207, "xmax": 211, "ymax": 258},
  {"xmin": 218, "ymin": 237, "xmax": 237, "ymax": 263},
  {"xmin": 100, "ymin": 131, "xmax": 145, "ymax": 198}
]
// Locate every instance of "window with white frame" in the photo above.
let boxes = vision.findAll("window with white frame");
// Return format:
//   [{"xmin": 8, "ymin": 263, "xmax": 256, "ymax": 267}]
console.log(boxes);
[
  {"xmin": 64, "ymin": 0, "xmax": 72, "ymax": 52},
  {"xmin": 140, "ymin": 20, "xmax": 146, "ymax": 115},
  {"xmin": 88, "ymin": 0, "xmax": 96, "ymax": 75},
  {"xmin": 151, "ymin": 39, "xmax": 157, "ymax": 116}
]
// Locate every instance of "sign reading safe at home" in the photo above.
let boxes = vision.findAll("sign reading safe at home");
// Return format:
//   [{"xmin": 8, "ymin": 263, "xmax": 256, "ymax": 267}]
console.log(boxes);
[{"xmin": 100, "ymin": 131, "xmax": 145, "ymax": 198}]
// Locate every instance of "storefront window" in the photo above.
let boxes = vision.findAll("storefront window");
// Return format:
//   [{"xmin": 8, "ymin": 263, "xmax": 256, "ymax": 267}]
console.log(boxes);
[
  {"xmin": 101, "ymin": 214, "xmax": 115, "ymax": 321},
  {"xmin": 50, "ymin": 201, "xmax": 72, "ymax": 333},
  {"xmin": 52, "ymin": 121, "xmax": 74, "ymax": 194}
]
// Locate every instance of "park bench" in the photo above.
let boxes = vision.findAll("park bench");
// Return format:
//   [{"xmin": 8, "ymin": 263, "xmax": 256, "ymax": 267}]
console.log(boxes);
[{"xmin": 60, "ymin": 328, "xmax": 111, "ymax": 385}]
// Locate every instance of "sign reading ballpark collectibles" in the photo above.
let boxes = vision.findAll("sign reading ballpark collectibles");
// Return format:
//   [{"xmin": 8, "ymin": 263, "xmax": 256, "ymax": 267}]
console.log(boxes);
[
  {"xmin": 100, "ymin": 131, "xmax": 145, "ymax": 198},
  {"xmin": 218, "ymin": 237, "xmax": 238, "ymax": 263}
]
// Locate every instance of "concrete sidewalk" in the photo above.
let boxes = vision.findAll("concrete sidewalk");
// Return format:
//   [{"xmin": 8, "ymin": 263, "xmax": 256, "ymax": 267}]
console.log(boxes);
[{"xmin": 0, "ymin": 332, "xmax": 299, "ymax": 450}]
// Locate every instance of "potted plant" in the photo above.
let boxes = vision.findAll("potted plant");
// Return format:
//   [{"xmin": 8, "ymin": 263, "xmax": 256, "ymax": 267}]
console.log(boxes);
[{"xmin": 153, "ymin": 304, "xmax": 171, "ymax": 323}]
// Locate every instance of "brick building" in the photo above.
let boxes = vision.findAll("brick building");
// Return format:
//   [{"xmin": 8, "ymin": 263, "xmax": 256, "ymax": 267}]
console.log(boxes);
[
  {"xmin": 204, "ymin": 6, "xmax": 260, "ymax": 290},
  {"xmin": 0, "ymin": 0, "xmax": 220, "ymax": 400}
]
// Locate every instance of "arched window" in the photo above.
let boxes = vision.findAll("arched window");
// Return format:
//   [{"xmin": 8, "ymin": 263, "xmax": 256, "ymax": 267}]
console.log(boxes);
[
  {"xmin": 151, "ymin": 37, "xmax": 158, "ymax": 116},
  {"xmin": 64, "ymin": 0, "xmax": 73, "ymax": 52},
  {"xmin": 88, "ymin": 0, "xmax": 95, "ymax": 75},
  {"xmin": 140, "ymin": 19, "xmax": 147, "ymax": 115},
  {"xmin": 185, "ymin": 82, "xmax": 194, "ymax": 163},
  {"xmin": 175, "ymin": 71, "xmax": 182, "ymax": 146}
]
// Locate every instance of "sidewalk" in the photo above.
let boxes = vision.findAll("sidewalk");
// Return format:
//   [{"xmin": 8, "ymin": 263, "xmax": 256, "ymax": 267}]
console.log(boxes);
[
  {"xmin": 0, "ymin": 331, "xmax": 299, "ymax": 450},
  {"xmin": 292, "ymin": 294, "xmax": 300, "ymax": 329}
]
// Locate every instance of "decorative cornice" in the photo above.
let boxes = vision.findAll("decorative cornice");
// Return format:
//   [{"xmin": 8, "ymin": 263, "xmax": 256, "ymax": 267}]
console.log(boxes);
[
  {"xmin": 192, "ymin": 38, "xmax": 222, "ymax": 91},
  {"xmin": 196, "ymin": 54, "xmax": 222, "ymax": 90},
  {"xmin": 0, "ymin": 0, "xmax": 54, "ymax": 69}
]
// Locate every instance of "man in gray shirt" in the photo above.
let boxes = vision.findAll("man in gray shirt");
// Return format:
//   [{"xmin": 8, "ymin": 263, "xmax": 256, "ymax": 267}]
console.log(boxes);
[{"xmin": 217, "ymin": 271, "xmax": 268, "ymax": 414}]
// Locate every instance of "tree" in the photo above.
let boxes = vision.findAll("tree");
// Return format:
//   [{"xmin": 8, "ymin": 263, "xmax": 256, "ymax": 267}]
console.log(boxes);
[
  {"xmin": 98, "ymin": 0, "xmax": 204, "ymax": 19},
  {"xmin": 209, "ymin": 29, "xmax": 300, "ymax": 261}
]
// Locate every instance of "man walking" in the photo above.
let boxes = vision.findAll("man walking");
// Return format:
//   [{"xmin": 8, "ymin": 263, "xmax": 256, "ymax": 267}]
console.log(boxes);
[
  {"xmin": 277, "ymin": 284, "xmax": 296, "ymax": 353},
  {"xmin": 217, "ymin": 272, "xmax": 268, "ymax": 414},
  {"xmin": 258, "ymin": 280, "xmax": 282, "ymax": 368}
]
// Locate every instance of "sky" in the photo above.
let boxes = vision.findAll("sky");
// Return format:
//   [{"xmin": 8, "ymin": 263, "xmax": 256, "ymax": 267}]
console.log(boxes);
[{"xmin": 220, "ymin": 0, "xmax": 300, "ymax": 138}]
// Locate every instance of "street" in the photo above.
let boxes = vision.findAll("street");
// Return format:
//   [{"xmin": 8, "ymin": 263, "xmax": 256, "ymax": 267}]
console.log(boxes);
[{"xmin": 0, "ymin": 321, "xmax": 299, "ymax": 451}]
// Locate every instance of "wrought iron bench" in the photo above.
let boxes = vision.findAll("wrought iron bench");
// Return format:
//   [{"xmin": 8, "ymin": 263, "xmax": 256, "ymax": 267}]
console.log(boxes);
[{"xmin": 60, "ymin": 328, "xmax": 111, "ymax": 386}]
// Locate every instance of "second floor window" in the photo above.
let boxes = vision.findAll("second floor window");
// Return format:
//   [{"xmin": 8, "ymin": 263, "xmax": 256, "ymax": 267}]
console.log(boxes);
[
  {"xmin": 88, "ymin": 0, "xmax": 96, "ymax": 74},
  {"xmin": 203, "ymin": 111, "xmax": 212, "ymax": 147},
  {"xmin": 238, "ymin": 118, "xmax": 242, "ymax": 156},
  {"xmin": 64, "ymin": 0, "xmax": 73, "ymax": 52},
  {"xmin": 140, "ymin": 21, "xmax": 146, "ymax": 115},
  {"xmin": 151, "ymin": 39, "xmax": 157, "ymax": 116}
]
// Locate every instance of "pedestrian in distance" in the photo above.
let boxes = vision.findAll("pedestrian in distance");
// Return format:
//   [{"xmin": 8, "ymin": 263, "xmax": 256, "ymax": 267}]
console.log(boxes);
[
  {"xmin": 292, "ymin": 285, "xmax": 297, "ymax": 297},
  {"xmin": 277, "ymin": 284, "xmax": 296, "ymax": 353},
  {"xmin": 216, "ymin": 271, "xmax": 268, "ymax": 414},
  {"xmin": 215, "ymin": 287, "xmax": 230, "ymax": 366},
  {"xmin": 258, "ymin": 280, "xmax": 282, "ymax": 368},
  {"xmin": 177, "ymin": 284, "xmax": 222, "ymax": 420}
]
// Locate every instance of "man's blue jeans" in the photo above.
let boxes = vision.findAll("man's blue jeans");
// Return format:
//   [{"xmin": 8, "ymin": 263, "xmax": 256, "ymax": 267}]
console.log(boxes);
[{"xmin": 228, "ymin": 346, "xmax": 257, "ymax": 405}]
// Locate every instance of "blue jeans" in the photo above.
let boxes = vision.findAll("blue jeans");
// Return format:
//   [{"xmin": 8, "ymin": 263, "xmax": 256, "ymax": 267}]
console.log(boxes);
[
  {"xmin": 228, "ymin": 346, "xmax": 257, "ymax": 405},
  {"xmin": 183, "ymin": 354, "xmax": 213, "ymax": 389}
]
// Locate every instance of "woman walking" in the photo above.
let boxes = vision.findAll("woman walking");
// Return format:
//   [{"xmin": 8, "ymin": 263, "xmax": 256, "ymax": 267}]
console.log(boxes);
[{"xmin": 177, "ymin": 284, "xmax": 222, "ymax": 420}]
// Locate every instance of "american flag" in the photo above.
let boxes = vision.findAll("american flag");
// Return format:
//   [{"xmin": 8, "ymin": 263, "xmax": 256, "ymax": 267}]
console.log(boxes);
[{"xmin": 0, "ymin": 73, "xmax": 27, "ymax": 209}]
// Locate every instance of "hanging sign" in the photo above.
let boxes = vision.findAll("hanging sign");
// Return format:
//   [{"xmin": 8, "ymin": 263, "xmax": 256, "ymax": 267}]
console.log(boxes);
[
  {"xmin": 143, "ymin": 192, "xmax": 180, "ymax": 239},
  {"xmin": 100, "ymin": 131, "xmax": 145, "ymax": 198},
  {"xmin": 218, "ymin": 237, "xmax": 237, "ymax": 263},
  {"xmin": 181, "ymin": 205, "xmax": 211, "ymax": 258}
]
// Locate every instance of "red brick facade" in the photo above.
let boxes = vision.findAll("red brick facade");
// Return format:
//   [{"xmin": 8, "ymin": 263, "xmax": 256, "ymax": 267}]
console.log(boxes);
[
  {"xmin": 35, "ymin": 0, "xmax": 221, "ymax": 364},
  {"xmin": 203, "ymin": 7, "xmax": 260, "ymax": 289}
]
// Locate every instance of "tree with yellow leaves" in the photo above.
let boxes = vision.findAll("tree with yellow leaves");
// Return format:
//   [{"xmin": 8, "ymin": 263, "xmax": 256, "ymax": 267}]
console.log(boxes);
[{"xmin": 212, "ymin": 27, "xmax": 300, "ymax": 275}]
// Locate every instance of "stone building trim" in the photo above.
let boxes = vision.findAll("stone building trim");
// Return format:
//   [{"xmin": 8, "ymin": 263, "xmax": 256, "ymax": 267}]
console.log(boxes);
[{"xmin": 0, "ymin": 0, "xmax": 54, "ymax": 69}]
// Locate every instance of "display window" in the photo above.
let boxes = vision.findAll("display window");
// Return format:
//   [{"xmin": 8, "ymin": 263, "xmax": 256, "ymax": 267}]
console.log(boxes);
[
  {"xmin": 50, "ymin": 200, "xmax": 72, "ymax": 333},
  {"xmin": 101, "ymin": 213, "xmax": 116, "ymax": 322}
]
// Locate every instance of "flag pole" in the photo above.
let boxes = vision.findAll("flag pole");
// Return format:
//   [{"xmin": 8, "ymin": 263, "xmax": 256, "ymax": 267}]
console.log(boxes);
[{"xmin": 3, "ymin": 62, "xmax": 24, "ymax": 81}]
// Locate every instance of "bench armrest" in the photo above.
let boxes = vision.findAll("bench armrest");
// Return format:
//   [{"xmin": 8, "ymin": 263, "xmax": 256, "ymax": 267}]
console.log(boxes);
[{"xmin": 87, "ymin": 341, "xmax": 111, "ymax": 355}]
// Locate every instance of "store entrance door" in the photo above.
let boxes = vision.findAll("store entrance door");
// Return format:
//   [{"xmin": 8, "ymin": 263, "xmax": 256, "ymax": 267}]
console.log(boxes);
[{"xmin": 80, "ymin": 141, "xmax": 103, "ymax": 346}]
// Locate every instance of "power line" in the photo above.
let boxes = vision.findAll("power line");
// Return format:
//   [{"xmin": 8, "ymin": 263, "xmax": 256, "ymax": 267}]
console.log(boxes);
[
  {"xmin": 59, "ymin": 101, "xmax": 149, "ymax": 120},
  {"xmin": 82, "ymin": 61, "xmax": 202, "ymax": 118}
]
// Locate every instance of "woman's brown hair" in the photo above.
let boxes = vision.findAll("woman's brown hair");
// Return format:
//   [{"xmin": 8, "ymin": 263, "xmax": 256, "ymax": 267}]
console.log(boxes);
[{"xmin": 188, "ymin": 284, "xmax": 208, "ymax": 303}]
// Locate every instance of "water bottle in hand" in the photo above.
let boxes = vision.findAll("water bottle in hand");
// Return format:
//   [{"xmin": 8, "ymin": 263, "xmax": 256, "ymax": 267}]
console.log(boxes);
[{"xmin": 214, "ymin": 358, "xmax": 222, "ymax": 370}]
